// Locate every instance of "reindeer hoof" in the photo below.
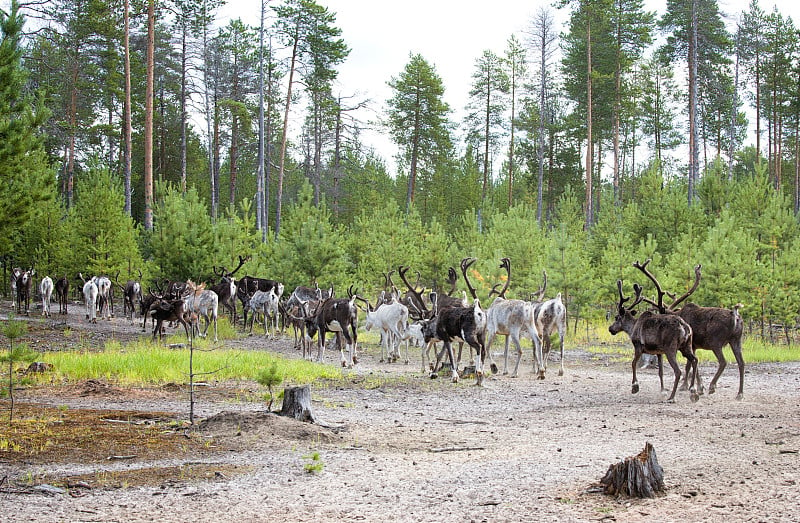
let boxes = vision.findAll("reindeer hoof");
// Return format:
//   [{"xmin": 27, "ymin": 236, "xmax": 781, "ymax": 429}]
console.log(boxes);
[
  {"xmin": 736, "ymin": 392, "xmax": 743, "ymax": 401},
  {"xmin": 558, "ymin": 369, "xmax": 564, "ymax": 376},
  {"xmin": 690, "ymin": 392, "xmax": 700, "ymax": 403},
  {"xmin": 537, "ymin": 371, "xmax": 546, "ymax": 380},
  {"xmin": 429, "ymin": 372, "xmax": 438, "ymax": 380},
  {"xmin": 631, "ymin": 383, "xmax": 640, "ymax": 394},
  {"xmin": 490, "ymin": 363, "xmax": 498, "ymax": 374}
]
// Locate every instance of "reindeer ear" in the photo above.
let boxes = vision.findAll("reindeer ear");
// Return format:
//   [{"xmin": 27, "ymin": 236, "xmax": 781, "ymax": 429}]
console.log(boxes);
[{"xmin": 631, "ymin": 310, "xmax": 638, "ymax": 317}]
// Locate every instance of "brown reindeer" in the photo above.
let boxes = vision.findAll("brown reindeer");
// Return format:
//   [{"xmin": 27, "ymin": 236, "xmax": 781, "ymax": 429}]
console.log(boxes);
[
  {"xmin": 633, "ymin": 260, "xmax": 746, "ymax": 400},
  {"xmin": 609, "ymin": 280, "xmax": 699, "ymax": 403}
]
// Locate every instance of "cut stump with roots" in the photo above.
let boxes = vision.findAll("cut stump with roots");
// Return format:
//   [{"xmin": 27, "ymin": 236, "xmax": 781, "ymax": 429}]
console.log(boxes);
[{"xmin": 599, "ymin": 442, "xmax": 665, "ymax": 498}]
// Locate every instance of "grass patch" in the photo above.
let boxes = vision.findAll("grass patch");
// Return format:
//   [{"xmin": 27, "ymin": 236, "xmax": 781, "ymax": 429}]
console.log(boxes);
[{"xmin": 33, "ymin": 337, "xmax": 341, "ymax": 386}]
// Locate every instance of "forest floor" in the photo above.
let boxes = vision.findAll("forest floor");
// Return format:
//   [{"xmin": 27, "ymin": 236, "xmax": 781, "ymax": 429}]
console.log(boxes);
[{"xmin": 0, "ymin": 302, "xmax": 799, "ymax": 522}]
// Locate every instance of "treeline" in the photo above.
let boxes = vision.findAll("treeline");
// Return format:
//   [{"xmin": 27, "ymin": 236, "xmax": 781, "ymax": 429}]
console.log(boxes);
[
  {"xmin": 2, "ymin": 1, "xmax": 800, "ymax": 335},
  {"xmin": 12, "ymin": 159, "xmax": 800, "ymax": 340}
]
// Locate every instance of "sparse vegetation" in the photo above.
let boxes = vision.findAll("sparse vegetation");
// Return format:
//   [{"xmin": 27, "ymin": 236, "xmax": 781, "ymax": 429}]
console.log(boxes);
[
  {"xmin": 302, "ymin": 451, "xmax": 324, "ymax": 474},
  {"xmin": 1, "ymin": 315, "xmax": 36, "ymax": 420}
]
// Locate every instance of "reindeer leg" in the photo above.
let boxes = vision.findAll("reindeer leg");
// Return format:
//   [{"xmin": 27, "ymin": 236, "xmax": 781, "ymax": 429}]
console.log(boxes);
[
  {"xmin": 731, "ymin": 340, "xmax": 745, "ymax": 400},
  {"xmin": 708, "ymin": 348, "xmax": 727, "ymax": 396},
  {"xmin": 510, "ymin": 334, "xmax": 522, "ymax": 378},
  {"xmin": 557, "ymin": 329, "xmax": 565, "ymax": 376},
  {"xmin": 665, "ymin": 352, "xmax": 682, "ymax": 403},
  {"xmin": 474, "ymin": 339, "xmax": 485, "ymax": 386},
  {"xmin": 531, "ymin": 328, "xmax": 545, "ymax": 380},
  {"xmin": 445, "ymin": 341, "xmax": 459, "ymax": 383},
  {"xmin": 500, "ymin": 335, "xmax": 510, "ymax": 375},
  {"xmin": 657, "ymin": 354, "xmax": 665, "ymax": 392},
  {"xmin": 631, "ymin": 348, "xmax": 641, "ymax": 394}
]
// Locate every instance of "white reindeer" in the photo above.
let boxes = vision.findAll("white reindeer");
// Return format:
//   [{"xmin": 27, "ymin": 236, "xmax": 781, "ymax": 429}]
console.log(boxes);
[
  {"xmin": 484, "ymin": 259, "xmax": 547, "ymax": 379},
  {"xmin": 83, "ymin": 278, "xmax": 98, "ymax": 324},
  {"xmin": 183, "ymin": 281, "xmax": 219, "ymax": 342},
  {"xmin": 93, "ymin": 275, "xmax": 113, "ymax": 320},
  {"xmin": 363, "ymin": 297, "xmax": 410, "ymax": 364},
  {"xmin": 532, "ymin": 293, "xmax": 567, "ymax": 376},
  {"xmin": 40, "ymin": 276, "xmax": 54, "ymax": 318},
  {"xmin": 245, "ymin": 288, "xmax": 280, "ymax": 335}
]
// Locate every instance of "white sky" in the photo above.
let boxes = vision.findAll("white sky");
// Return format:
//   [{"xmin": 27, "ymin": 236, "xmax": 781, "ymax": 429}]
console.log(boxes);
[{"xmin": 218, "ymin": 0, "xmax": 800, "ymax": 174}]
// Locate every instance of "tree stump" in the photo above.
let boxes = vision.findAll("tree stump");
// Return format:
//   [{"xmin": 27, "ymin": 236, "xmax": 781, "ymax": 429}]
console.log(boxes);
[
  {"xmin": 600, "ymin": 442, "xmax": 664, "ymax": 498},
  {"xmin": 279, "ymin": 384, "xmax": 316, "ymax": 423}
]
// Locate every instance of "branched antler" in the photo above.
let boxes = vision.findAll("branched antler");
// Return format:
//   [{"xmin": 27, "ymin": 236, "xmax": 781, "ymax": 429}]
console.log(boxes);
[
  {"xmin": 488, "ymin": 258, "xmax": 511, "ymax": 299},
  {"xmin": 445, "ymin": 267, "xmax": 458, "ymax": 296},
  {"xmin": 460, "ymin": 257, "xmax": 478, "ymax": 300},
  {"xmin": 398, "ymin": 265, "xmax": 428, "ymax": 316},
  {"xmin": 633, "ymin": 259, "xmax": 668, "ymax": 313},
  {"xmin": 668, "ymin": 264, "xmax": 702, "ymax": 310}
]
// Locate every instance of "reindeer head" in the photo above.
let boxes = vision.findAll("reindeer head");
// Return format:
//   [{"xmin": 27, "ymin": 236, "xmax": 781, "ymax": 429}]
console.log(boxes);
[{"xmin": 608, "ymin": 281, "xmax": 644, "ymax": 335}]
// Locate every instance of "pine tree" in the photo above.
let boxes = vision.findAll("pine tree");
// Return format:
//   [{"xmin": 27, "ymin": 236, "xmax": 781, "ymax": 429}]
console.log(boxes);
[
  {"xmin": 0, "ymin": 1, "xmax": 54, "ymax": 262},
  {"xmin": 66, "ymin": 161, "xmax": 144, "ymax": 279},
  {"xmin": 387, "ymin": 53, "xmax": 453, "ymax": 215},
  {"xmin": 149, "ymin": 184, "xmax": 218, "ymax": 281}
]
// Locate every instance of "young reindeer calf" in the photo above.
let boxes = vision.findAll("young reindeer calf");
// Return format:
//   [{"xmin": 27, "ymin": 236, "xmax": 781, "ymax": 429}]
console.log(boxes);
[{"xmin": 608, "ymin": 280, "xmax": 699, "ymax": 403}]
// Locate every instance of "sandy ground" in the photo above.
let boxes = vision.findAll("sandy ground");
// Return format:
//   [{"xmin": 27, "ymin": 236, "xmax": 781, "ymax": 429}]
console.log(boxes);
[{"xmin": 1, "ymin": 303, "xmax": 799, "ymax": 522}]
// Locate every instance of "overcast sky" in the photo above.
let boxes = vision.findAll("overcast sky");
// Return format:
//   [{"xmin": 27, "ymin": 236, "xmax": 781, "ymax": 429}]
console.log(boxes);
[{"xmin": 223, "ymin": 0, "xmax": 793, "ymax": 174}]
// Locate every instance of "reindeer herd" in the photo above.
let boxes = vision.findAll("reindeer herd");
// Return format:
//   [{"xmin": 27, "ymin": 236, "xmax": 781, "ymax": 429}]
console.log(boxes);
[{"xmin": 5, "ymin": 255, "xmax": 746, "ymax": 402}]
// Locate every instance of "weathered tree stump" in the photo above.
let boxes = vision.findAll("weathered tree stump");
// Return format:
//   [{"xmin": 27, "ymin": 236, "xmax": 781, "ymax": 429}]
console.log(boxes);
[
  {"xmin": 279, "ymin": 384, "xmax": 316, "ymax": 423},
  {"xmin": 600, "ymin": 442, "xmax": 664, "ymax": 498}
]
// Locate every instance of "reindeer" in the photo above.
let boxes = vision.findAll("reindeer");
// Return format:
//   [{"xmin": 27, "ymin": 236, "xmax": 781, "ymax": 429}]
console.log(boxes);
[
  {"xmin": 212, "ymin": 255, "xmax": 249, "ymax": 322},
  {"xmin": 183, "ymin": 280, "xmax": 219, "ymax": 342},
  {"xmin": 484, "ymin": 258, "xmax": 545, "ymax": 379},
  {"xmin": 244, "ymin": 288, "xmax": 281, "ymax": 335},
  {"xmin": 422, "ymin": 297, "xmax": 487, "ymax": 385},
  {"xmin": 609, "ymin": 280, "xmax": 699, "ymax": 403},
  {"xmin": 308, "ymin": 287, "xmax": 359, "ymax": 367},
  {"xmin": 82, "ymin": 274, "xmax": 113, "ymax": 320},
  {"xmin": 148, "ymin": 298, "xmax": 191, "ymax": 342},
  {"xmin": 55, "ymin": 275, "xmax": 69, "ymax": 315},
  {"xmin": 115, "ymin": 269, "xmax": 143, "ymax": 324},
  {"xmin": 281, "ymin": 298, "xmax": 316, "ymax": 357},
  {"xmin": 15, "ymin": 268, "xmax": 34, "ymax": 315},
  {"xmin": 234, "ymin": 263, "xmax": 286, "ymax": 328},
  {"xmin": 10, "ymin": 267, "xmax": 21, "ymax": 305},
  {"xmin": 81, "ymin": 277, "xmax": 99, "ymax": 324},
  {"xmin": 39, "ymin": 276, "xmax": 53, "ymax": 318},
  {"xmin": 633, "ymin": 259, "xmax": 746, "ymax": 400},
  {"xmin": 360, "ymin": 294, "xmax": 410, "ymax": 364},
  {"xmin": 398, "ymin": 262, "xmax": 472, "ymax": 369},
  {"xmin": 528, "ymin": 271, "xmax": 568, "ymax": 377}
]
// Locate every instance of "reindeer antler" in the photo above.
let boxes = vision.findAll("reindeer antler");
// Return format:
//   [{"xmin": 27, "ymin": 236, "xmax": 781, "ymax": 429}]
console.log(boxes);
[
  {"xmin": 668, "ymin": 264, "xmax": 702, "ymax": 310},
  {"xmin": 616, "ymin": 280, "xmax": 645, "ymax": 313},
  {"xmin": 445, "ymin": 267, "xmax": 458, "ymax": 296},
  {"xmin": 488, "ymin": 257, "xmax": 511, "ymax": 299},
  {"xmin": 460, "ymin": 257, "xmax": 478, "ymax": 300},
  {"xmin": 633, "ymin": 259, "xmax": 668, "ymax": 313},
  {"xmin": 228, "ymin": 255, "xmax": 250, "ymax": 277},
  {"xmin": 399, "ymin": 265, "xmax": 428, "ymax": 315}
]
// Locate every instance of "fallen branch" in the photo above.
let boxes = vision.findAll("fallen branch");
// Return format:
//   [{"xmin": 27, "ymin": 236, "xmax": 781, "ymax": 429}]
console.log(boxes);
[
  {"xmin": 107, "ymin": 454, "xmax": 137, "ymax": 460},
  {"xmin": 429, "ymin": 446, "xmax": 485, "ymax": 453},
  {"xmin": 435, "ymin": 418, "xmax": 488, "ymax": 425}
]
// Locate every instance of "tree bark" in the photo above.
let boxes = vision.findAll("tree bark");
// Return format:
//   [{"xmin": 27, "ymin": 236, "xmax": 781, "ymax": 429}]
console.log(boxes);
[
  {"xmin": 600, "ymin": 442, "xmax": 665, "ymax": 498},
  {"xmin": 123, "ymin": 0, "xmax": 133, "ymax": 213},
  {"xmin": 143, "ymin": 0, "xmax": 155, "ymax": 231},
  {"xmin": 279, "ymin": 384, "xmax": 316, "ymax": 422}
]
